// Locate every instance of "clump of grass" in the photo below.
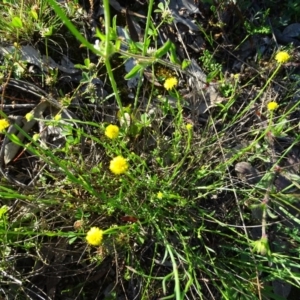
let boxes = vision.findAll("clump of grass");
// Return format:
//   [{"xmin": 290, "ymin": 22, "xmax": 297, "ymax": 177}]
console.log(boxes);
[
  {"xmin": 0, "ymin": 0, "xmax": 63, "ymax": 43},
  {"xmin": 0, "ymin": 0, "xmax": 300, "ymax": 299}
]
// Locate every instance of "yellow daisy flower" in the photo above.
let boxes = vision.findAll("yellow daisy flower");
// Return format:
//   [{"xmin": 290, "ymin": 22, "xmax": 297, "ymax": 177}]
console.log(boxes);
[
  {"xmin": 109, "ymin": 156, "xmax": 129, "ymax": 175},
  {"xmin": 0, "ymin": 119, "xmax": 10, "ymax": 132},
  {"xmin": 275, "ymin": 51, "xmax": 290, "ymax": 64},
  {"xmin": 86, "ymin": 227, "xmax": 104, "ymax": 246},
  {"xmin": 105, "ymin": 124, "xmax": 119, "ymax": 139},
  {"xmin": 186, "ymin": 123, "xmax": 193, "ymax": 130},
  {"xmin": 267, "ymin": 101, "xmax": 279, "ymax": 111},
  {"xmin": 164, "ymin": 77, "xmax": 178, "ymax": 90},
  {"xmin": 157, "ymin": 191, "xmax": 163, "ymax": 199}
]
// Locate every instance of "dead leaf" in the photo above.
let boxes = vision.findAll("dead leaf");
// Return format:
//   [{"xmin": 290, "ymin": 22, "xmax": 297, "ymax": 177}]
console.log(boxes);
[
  {"xmin": 235, "ymin": 162, "xmax": 261, "ymax": 185},
  {"xmin": 283, "ymin": 23, "xmax": 300, "ymax": 38}
]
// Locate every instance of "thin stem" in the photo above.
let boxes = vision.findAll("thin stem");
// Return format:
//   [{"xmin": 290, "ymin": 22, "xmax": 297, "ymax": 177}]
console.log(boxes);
[
  {"xmin": 232, "ymin": 63, "xmax": 282, "ymax": 124},
  {"xmin": 142, "ymin": 0, "xmax": 154, "ymax": 55},
  {"xmin": 102, "ymin": 0, "xmax": 124, "ymax": 116}
]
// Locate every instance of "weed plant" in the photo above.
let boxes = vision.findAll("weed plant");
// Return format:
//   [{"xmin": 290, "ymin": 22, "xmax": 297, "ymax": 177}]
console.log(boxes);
[{"xmin": 0, "ymin": 0, "xmax": 300, "ymax": 299}]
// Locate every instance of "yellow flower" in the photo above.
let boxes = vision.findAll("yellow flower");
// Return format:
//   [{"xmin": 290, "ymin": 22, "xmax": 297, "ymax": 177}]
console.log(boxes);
[
  {"xmin": 32, "ymin": 133, "xmax": 40, "ymax": 141},
  {"xmin": 109, "ymin": 156, "xmax": 129, "ymax": 175},
  {"xmin": 275, "ymin": 51, "xmax": 290, "ymax": 64},
  {"xmin": 105, "ymin": 124, "xmax": 119, "ymax": 139},
  {"xmin": 25, "ymin": 113, "xmax": 34, "ymax": 122},
  {"xmin": 86, "ymin": 227, "xmax": 104, "ymax": 246},
  {"xmin": 267, "ymin": 101, "xmax": 279, "ymax": 111},
  {"xmin": 157, "ymin": 192, "xmax": 163, "ymax": 199},
  {"xmin": 13, "ymin": 42, "xmax": 20, "ymax": 49},
  {"xmin": 54, "ymin": 114, "xmax": 61, "ymax": 121},
  {"xmin": 0, "ymin": 119, "xmax": 9, "ymax": 132},
  {"xmin": 164, "ymin": 77, "xmax": 178, "ymax": 90},
  {"xmin": 186, "ymin": 123, "xmax": 193, "ymax": 130}
]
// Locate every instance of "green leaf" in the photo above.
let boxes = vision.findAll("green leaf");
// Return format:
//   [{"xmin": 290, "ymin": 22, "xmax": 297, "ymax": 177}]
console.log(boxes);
[
  {"xmin": 11, "ymin": 16, "xmax": 23, "ymax": 28},
  {"xmin": 7, "ymin": 133, "xmax": 22, "ymax": 145},
  {"xmin": 157, "ymin": 2, "xmax": 165, "ymax": 11},
  {"xmin": 169, "ymin": 42, "xmax": 180, "ymax": 64},
  {"xmin": 95, "ymin": 28, "xmax": 106, "ymax": 41},
  {"xmin": 154, "ymin": 39, "xmax": 172, "ymax": 59},
  {"xmin": 124, "ymin": 64, "xmax": 143, "ymax": 79},
  {"xmin": 84, "ymin": 58, "xmax": 90, "ymax": 68},
  {"xmin": 182, "ymin": 59, "xmax": 191, "ymax": 70},
  {"xmin": 74, "ymin": 64, "xmax": 86, "ymax": 69},
  {"xmin": 140, "ymin": 113, "xmax": 151, "ymax": 126},
  {"xmin": 30, "ymin": 10, "xmax": 38, "ymax": 21},
  {"xmin": 206, "ymin": 69, "xmax": 220, "ymax": 83},
  {"xmin": 132, "ymin": 42, "xmax": 144, "ymax": 51},
  {"xmin": 115, "ymin": 39, "xmax": 121, "ymax": 52},
  {"xmin": 74, "ymin": 64, "xmax": 87, "ymax": 70},
  {"xmin": 0, "ymin": 205, "xmax": 8, "ymax": 218},
  {"xmin": 68, "ymin": 236, "xmax": 78, "ymax": 244},
  {"xmin": 266, "ymin": 208, "xmax": 278, "ymax": 219},
  {"xmin": 42, "ymin": 26, "xmax": 53, "ymax": 37},
  {"xmin": 112, "ymin": 15, "xmax": 117, "ymax": 36}
]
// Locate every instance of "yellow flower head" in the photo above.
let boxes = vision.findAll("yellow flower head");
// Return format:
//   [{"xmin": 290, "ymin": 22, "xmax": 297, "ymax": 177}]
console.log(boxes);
[
  {"xmin": 109, "ymin": 156, "xmax": 129, "ymax": 175},
  {"xmin": 0, "ymin": 119, "xmax": 9, "ymax": 132},
  {"xmin": 275, "ymin": 51, "xmax": 290, "ymax": 64},
  {"xmin": 54, "ymin": 114, "xmax": 61, "ymax": 121},
  {"xmin": 86, "ymin": 227, "xmax": 104, "ymax": 246},
  {"xmin": 186, "ymin": 123, "xmax": 193, "ymax": 130},
  {"xmin": 267, "ymin": 101, "xmax": 279, "ymax": 111},
  {"xmin": 157, "ymin": 191, "xmax": 163, "ymax": 199},
  {"xmin": 25, "ymin": 113, "xmax": 34, "ymax": 122},
  {"xmin": 105, "ymin": 124, "xmax": 119, "ymax": 139},
  {"xmin": 164, "ymin": 77, "xmax": 178, "ymax": 90},
  {"xmin": 32, "ymin": 133, "xmax": 40, "ymax": 141}
]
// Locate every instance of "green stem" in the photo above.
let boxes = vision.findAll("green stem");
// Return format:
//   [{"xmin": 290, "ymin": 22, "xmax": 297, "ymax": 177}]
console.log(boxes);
[
  {"xmin": 169, "ymin": 127, "xmax": 192, "ymax": 183},
  {"xmin": 47, "ymin": 0, "xmax": 124, "ymax": 115},
  {"xmin": 103, "ymin": 0, "xmax": 124, "ymax": 116},
  {"xmin": 142, "ymin": 0, "xmax": 154, "ymax": 55},
  {"xmin": 232, "ymin": 63, "xmax": 282, "ymax": 124}
]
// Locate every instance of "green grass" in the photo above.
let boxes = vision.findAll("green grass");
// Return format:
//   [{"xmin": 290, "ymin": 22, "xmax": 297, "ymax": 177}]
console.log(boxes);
[{"xmin": 0, "ymin": 0, "xmax": 300, "ymax": 299}]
